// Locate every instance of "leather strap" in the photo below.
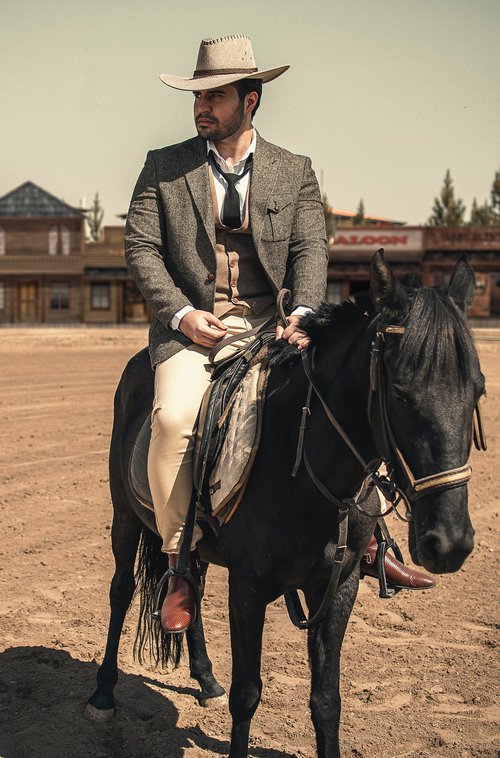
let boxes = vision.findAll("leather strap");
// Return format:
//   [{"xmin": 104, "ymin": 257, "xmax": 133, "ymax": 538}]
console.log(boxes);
[
  {"xmin": 208, "ymin": 315, "xmax": 275, "ymax": 364},
  {"xmin": 285, "ymin": 499, "xmax": 349, "ymax": 630}
]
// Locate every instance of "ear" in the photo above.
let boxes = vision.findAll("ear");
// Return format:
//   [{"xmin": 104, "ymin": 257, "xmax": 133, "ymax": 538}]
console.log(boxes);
[
  {"xmin": 448, "ymin": 254, "xmax": 476, "ymax": 314},
  {"xmin": 370, "ymin": 249, "xmax": 408, "ymax": 313}
]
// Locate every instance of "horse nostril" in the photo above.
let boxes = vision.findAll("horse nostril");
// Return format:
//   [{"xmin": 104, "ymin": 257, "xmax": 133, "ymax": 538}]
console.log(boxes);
[
  {"xmin": 423, "ymin": 533, "xmax": 443, "ymax": 559},
  {"xmin": 420, "ymin": 528, "xmax": 473, "ymax": 573}
]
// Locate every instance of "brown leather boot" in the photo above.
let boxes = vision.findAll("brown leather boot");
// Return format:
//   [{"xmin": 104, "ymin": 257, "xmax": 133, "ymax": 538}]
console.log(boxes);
[
  {"xmin": 361, "ymin": 535, "xmax": 436, "ymax": 590},
  {"xmin": 160, "ymin": 552, "xmax": 200, "ymax": 633}
]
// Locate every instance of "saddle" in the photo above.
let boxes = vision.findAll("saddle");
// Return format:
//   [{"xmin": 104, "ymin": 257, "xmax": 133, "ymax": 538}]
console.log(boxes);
[{"xmin": 128, "ymin": 331, "xmax": 275, "ymax": 523}]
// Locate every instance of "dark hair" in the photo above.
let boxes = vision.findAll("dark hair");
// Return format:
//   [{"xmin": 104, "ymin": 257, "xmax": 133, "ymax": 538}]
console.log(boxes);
[{"xmin": 235, "ymin": 78, "xmax": 263, "ymax": 119}]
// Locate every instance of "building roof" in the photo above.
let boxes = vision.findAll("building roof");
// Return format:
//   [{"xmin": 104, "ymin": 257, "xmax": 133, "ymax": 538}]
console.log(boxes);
[
  {"xmin": 331, "ymin": 208, "xmax": 405, "ymax": 226},
  {"xmin": 0, "ymin": 181, "xmax": 85, "ymax": 218}
]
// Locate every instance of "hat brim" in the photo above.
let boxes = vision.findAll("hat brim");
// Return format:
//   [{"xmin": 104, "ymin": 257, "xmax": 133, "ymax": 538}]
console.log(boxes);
[{"xmin": 159, "ymin": 65, "xmax": 289, "ymax": 91}]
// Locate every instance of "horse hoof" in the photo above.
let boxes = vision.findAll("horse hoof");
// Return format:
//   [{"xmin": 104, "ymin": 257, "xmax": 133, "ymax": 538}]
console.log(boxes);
[
  {"xmin": 198, "ymin": 693, "xmax": 227, "ymax": 708},
  {"xmin": 84, "ymin": 702, "xmax": 115, "ymax": 722}
]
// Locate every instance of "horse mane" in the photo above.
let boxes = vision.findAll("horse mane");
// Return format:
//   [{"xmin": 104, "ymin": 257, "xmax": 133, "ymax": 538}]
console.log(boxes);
[
  {"xmin": 395, "ymin": 286, "xmax": 476, "ymax": 386},
  {"xmin": 267, "ymin": 293, "xmax": 373, "ymax": 367},
  {"xmin": 268, "ymin": 285, "xmax": 476, "ymax": 387}
]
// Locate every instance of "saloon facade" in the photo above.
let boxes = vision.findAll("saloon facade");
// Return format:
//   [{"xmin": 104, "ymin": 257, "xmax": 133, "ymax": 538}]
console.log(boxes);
[
  {"xmin": 329, "ymin": 226, "xmax": 500, "ymax": 318},
  {"xmin": 0, "ymin": 181, "xmax": 499, "ymax": 324}
]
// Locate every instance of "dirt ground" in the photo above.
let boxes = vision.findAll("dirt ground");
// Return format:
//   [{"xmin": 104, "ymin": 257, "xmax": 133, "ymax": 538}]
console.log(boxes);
[{"xmin": 0, "ymin": 327, "xmax": 498, "ymax": 758}]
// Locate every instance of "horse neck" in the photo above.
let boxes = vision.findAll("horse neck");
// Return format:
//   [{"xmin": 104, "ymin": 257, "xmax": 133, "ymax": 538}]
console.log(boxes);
[{"xmin": 308, "ymin": 323, "xmax": 377, "ymax": 496}]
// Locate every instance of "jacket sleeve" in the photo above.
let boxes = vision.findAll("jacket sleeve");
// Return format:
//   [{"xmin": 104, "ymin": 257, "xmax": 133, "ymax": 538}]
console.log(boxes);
[
  {"xmin": 287, "ymin": 157, "xmax": 328, "ymax": 311},
  {"xmin": 125, "ymin": 151, "xmax": 193, "ymax": 327}
]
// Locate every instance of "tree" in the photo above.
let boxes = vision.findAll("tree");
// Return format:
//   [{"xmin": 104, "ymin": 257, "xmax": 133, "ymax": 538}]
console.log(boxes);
[
  {"xmin": 491, "ymin": 167, "xmax": 500, "ymax": 220},
  {"xmin": 323, "ymin": 194, "xmax": 336, "ymax": 239},
  {"xmin": 87, "ymin": 192, "xmax": 104, "ymax": 242},
  {"xmin": 469, "ymin": 197, "xmax": 496, "ymax": 226},
  {"xmin": 353, "ymin": 198, "xmax": 365, "ymax": 226},
  {"xmin": 428, "ymin": 170, "xmax": 465, "ymax": 226}
]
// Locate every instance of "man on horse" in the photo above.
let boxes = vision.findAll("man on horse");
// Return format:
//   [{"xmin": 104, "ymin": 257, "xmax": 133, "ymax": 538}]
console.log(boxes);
[{"xmin": 125, "ymin": 34, "xmax": 433, "ymax": 635}]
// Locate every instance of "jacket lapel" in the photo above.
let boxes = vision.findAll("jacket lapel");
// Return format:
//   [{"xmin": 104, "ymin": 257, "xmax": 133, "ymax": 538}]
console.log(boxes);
[
  {"xmin": 250, "ymin": 133, "xmax": 281, "ymax": 249},
  {"xmin": 178, "ymin": 137, "xmax": 216, "ymax": 249}
]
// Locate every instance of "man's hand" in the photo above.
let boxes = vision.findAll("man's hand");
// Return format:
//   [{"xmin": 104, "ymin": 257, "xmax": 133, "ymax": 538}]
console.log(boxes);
[
  {"xmin": 276, "ymin": 315, "xmax": 310, "ymax": 350},
  {"xmin": 179, "ymin": 310, "xmax": 227, "ymax": 347}
]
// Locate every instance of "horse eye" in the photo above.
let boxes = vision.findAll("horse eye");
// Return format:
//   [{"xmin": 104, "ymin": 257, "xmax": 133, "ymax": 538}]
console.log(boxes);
[{"xmin": 391, "ymin": 386, "xmax": 409, "ymax": 404}]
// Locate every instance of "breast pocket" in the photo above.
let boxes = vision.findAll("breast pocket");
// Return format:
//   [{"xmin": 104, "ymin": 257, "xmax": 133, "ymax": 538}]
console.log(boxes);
[{"xmin": 261, "ymin": 195, "xmax": 294, "ymax": 242}]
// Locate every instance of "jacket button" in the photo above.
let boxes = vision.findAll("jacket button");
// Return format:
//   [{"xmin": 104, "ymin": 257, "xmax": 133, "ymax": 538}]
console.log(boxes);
[{"xmin": 207, "ymin": 273, "xmax": 215, "ymax": 282}]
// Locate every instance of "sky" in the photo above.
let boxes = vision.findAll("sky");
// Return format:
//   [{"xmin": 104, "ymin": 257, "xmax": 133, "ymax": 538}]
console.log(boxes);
[{"xmin": 1, "ymin": 0, "xmax": 499, "ymax": 227}]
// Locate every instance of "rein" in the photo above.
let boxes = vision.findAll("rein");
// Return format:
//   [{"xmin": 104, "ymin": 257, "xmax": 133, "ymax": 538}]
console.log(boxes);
[{"xmin": 285, "ymin": 317, "xmax": 486, "ymax": 630}]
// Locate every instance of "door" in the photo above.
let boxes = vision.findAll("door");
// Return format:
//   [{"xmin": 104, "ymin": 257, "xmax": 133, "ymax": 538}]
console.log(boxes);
[{"xmin": 18, "ymin": 283, "xmax": 38, "ymax": 322}]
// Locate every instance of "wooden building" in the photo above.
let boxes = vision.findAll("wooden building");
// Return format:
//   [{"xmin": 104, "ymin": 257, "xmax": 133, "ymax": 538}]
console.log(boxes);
[
  {"xmin": 0, "ymin": 182, "xmax": 85, "ymax": 324},
  {"xmin": 1, "ymin": 180, "xmax": 499, "ymax": 324},
  {"xmin": 0, "ymin": 181, "xmax": 147, "ymax": 325},
  {"xmin": 83, "ymin": 226, "xmax": 148, "ymax": 324},
  {"xmin": 329, "ymin": 226, "xmax": 500, "ymax": 318}
]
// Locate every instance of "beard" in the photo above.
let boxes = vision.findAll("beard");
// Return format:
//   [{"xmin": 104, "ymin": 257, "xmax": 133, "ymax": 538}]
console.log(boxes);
[{"xmin": 196, "ymin": 100, "xmax": 245, "ymax": 141}]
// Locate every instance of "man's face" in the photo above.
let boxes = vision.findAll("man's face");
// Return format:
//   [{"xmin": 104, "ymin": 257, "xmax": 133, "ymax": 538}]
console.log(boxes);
[{"xmin": 193, "ymin": 84, "xmax": 246, "ymax": 141}]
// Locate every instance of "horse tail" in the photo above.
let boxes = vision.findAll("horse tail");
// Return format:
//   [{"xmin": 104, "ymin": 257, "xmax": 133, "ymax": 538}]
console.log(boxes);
[{"xmin": 133, "ymin": 527, "xmax": 184, "ymax": 668}]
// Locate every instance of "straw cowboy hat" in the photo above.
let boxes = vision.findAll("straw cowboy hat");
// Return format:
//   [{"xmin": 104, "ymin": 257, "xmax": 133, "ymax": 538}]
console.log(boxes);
[{"xmin": 160, "ymin": 35, "xmax": 289, "ymax": 91}]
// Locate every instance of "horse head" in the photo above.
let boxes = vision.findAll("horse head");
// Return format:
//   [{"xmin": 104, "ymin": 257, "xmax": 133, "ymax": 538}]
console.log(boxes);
[{"xmin": 370, "ymin": 250, "xmax": 485, "ymax": 574}]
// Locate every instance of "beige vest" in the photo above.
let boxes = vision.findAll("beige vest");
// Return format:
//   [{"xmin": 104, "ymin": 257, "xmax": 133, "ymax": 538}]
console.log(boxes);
[{"xmin": 209, "ymin": 170, "xmax": 275, "ymax": 318}]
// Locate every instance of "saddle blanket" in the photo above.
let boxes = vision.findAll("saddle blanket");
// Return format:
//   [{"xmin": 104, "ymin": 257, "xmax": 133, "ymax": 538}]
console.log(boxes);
[
  {"xmin": 207, "ymin": 360, "xmax": 269, "ymax": 523},
  {"xmin": 129, "ymin": 356, "xmax": 270, "ymax": 526}
]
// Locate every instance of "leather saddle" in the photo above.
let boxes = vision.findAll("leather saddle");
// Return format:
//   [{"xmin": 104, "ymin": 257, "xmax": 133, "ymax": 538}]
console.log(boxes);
[{"xmin": 128, "ymin": 331, "xmax": 274, "ymax": 515}]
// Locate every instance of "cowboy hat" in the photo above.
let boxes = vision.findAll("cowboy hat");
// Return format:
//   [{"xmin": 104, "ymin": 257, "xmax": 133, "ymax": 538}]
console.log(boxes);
[{"xmin": 160, "ymin": 35, "xmax": 289, "ymax": 91}]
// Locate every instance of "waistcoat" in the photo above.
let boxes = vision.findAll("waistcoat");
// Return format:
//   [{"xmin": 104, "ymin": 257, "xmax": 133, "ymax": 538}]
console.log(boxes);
[{"xmin": 209, "ymin": 169, "xmax": 275, "ymax": 318}]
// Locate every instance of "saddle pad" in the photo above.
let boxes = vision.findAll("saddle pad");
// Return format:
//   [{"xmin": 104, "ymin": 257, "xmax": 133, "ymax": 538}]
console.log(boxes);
[{"xmin": 208, "ymin": 361, "xmax": 269, "ymax": 521}]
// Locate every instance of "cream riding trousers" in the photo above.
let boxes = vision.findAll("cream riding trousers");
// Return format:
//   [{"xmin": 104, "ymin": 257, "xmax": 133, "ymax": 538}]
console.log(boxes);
[{"xmin": 148, "ymin": 304, "xmax": 274, "ymax": 553}]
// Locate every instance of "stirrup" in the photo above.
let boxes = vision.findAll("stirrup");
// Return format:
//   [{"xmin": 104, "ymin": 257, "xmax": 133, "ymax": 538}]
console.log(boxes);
[
  {"xmin": 375, "ymin": 539, "xmax": 399, "ymax": 599},
  {"xmin": 373, "ymin": 522, "xmax": 405, "ymax": 600}
]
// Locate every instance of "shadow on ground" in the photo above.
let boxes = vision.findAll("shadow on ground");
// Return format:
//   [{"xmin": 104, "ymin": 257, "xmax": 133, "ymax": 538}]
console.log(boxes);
[{"xmin": 0, "ymin": 646, "xmax": 296, "ymax": 758}]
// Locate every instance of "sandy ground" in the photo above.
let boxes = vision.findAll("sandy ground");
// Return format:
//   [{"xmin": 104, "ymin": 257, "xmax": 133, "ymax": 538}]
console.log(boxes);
[{"xmin": 0, "ymin": 327, "xmax": 498, "ymax": 758}]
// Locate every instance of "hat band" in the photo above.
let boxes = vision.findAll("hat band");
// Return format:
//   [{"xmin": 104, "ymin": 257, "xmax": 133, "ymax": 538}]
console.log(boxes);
[{"xmin": 193, "ymin": 67, "xmax": 258, "ymax": 78}]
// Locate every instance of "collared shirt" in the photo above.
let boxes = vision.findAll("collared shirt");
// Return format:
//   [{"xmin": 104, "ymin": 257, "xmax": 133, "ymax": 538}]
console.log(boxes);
[{"xmin": 207, "ymin": 129, "xmax": 257, "ymax": 222}]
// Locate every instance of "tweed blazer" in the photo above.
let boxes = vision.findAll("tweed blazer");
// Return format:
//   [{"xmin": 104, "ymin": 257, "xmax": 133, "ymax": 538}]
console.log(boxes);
[{"xmin": 125, "ymin": 133, "xmax": 328, "ymax": 367}]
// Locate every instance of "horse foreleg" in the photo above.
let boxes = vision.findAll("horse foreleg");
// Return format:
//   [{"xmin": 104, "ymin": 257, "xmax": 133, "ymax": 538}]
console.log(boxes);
[
  {"xmin": 306, "ymin": 572, "xmax": 359, "ymax": 758},
  {"xmin": 228, "ymin": 574, "xmax": 267, "ymax": 758},
  {"xmin": 86, "ymin": 511, "xmax": 141, "ymax": 719},
  {"xmin": 186, "ymin": 601, "xmax": 226, "ymax": 706}
]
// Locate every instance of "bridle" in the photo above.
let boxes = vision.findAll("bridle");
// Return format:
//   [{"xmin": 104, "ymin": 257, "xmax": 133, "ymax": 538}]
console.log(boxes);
[
  {"xmin": 285, "ymin": 316, "xmax": 486, "ymax": 630},
  {"xmin": 367, "ymin": 322, "xmax": 486, "ymax": 506}
]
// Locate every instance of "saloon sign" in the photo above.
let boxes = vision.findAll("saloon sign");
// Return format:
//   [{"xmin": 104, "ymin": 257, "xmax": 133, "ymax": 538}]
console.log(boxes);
[{"xmin": 333, "ymin": 227, "xmax": 423, "ymax": 254}]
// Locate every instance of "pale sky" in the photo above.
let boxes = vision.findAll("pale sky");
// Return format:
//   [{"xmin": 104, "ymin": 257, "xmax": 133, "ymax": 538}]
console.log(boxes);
[{"xmin": 1, "ymin": 0, "xmax": 499, "ymax": 226}]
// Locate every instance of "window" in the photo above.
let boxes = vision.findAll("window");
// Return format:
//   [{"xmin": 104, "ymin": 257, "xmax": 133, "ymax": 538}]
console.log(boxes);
[
  {"xmin": 0, "ymin": 228, "xmax": 5, "ymax": 255},
  {"xmin": 50, "ymin": 282, "xmax": 69, "ymax": 310},
  {"xmin": 49, "ymin": 226, "xmax": 58, "ymax": 255},
  {"xmin": 91, "ymin": 283, "xmax": 110, "ymax": 309},
  {"xmin": 0, "ymin": 282, "xmax": 4, "ymax": 309},
  {"xmin": 48, "ymin": 225, "xmax": 70, "ymax": 255},
  {"xmin": 61, "ymin": 226, "xmax": 70, "ymax": 255}
]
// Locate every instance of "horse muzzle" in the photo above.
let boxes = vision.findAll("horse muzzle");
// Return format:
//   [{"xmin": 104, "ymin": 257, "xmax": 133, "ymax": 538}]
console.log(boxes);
[{"xmin": 409, "ymin": 490, "xmax": 475, "ymax": 574}]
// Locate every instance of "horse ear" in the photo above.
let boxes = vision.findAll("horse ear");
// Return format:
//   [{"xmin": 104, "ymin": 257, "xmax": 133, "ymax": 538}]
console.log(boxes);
[
  {"xmin": 448, "ymin": 254, "xmax": 476, "ymax": 314},
  {"xmin": 370, "ymin": 249, "xmax": 408, "ymax": 313}
]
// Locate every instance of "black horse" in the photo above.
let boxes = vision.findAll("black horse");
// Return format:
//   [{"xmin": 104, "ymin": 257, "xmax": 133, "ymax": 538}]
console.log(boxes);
[{"xmin": 87, "ymin": 251, "xmax": 484, "ymax": 757}]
